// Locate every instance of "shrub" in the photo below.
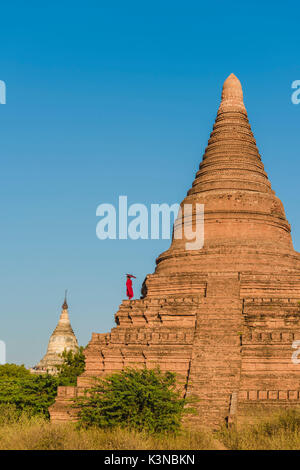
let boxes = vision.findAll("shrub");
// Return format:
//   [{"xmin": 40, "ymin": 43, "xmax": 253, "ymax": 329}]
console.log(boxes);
[
  {"xmin": 77, "ymin": 368, "xmax": 185, "ymax": 434},
  {"xmin": 0, "ymin": 373, "xmax": 58, "ymax": 418},
  {"xmin": 56, "ymin": 347, "xmax": 85, "ymax": 386},
  {"xmin": 0, "ymin": 350, "xmax": 86, "ymax": 420}
]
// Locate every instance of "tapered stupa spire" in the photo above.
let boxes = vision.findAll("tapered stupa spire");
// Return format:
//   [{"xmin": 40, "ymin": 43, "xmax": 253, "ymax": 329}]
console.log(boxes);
[
  {"xmin": 155, "ymin": 73, "xmax": 294, "ymax": 276},
  {"xmin": 220, "ymin": 73, "xmax": 245, "ymax": 111},
  {"xmin": 189, "ymin": 72, "xmax": 270, "ymax": 195},
  {"xmin": 31, "ymin": 294, "xmax": 78, "ymax": 375}
]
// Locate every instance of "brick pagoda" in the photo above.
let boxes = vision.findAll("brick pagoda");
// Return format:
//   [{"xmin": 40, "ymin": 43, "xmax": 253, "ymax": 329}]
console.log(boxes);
[{"xmin": 50, "ymin": 74, "xmax": 300, "ymax": 427}]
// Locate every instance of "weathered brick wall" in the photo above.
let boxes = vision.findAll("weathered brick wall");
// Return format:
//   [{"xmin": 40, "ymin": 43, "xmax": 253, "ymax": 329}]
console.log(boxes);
[{"xmin": 50, "ymin": 74, "xmax": 300, "ymax": 427}]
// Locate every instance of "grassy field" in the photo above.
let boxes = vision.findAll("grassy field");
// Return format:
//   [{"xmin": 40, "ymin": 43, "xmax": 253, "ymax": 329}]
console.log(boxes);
[
  {"xmin": 0, "ymin": 417, "xmax": 221, "ymax": 450},
  {"xmin": 219, "ymin": 409, "xmax": 300, "ymax": 450},
  {"xmin": 1, "ymin": 407, "xmax": 300, "ymax": 450}
]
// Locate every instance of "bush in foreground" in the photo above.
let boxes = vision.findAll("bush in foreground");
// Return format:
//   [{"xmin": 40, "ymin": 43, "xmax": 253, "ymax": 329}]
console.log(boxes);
[{"xmin": 77, "ymin": 368, "xmax": 185, "ymax": 434}]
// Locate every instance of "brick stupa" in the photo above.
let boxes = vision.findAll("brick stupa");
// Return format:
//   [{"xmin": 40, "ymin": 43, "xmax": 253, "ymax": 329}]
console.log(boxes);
[{"xmin": 51, "ymin": 74, "xmax": 300, "ymax": 426}]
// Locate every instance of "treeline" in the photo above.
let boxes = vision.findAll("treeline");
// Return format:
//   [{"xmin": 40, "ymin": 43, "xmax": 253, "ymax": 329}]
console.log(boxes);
[
  {"xmin": 0, "ymin": 353, "xmax": 189, "ymax": 433},
  {"xmin": 0, "ymin": 347, "xmax": 85, "ymax": 418}
]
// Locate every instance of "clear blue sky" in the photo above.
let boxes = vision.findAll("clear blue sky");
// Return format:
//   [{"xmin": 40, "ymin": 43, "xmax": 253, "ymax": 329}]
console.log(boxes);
[{"xmin": 0, "ymin": 1, "xmax": 299, "ymax": 366}]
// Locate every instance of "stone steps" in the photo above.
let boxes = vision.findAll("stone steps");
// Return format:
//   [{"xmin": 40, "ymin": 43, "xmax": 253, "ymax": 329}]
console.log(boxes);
[{"xmin": 185, "ymin": 296, "xmax": 243, "ymax": 426}]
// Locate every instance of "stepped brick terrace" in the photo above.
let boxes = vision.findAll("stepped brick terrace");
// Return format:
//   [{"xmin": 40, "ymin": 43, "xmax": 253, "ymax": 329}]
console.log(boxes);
[{"xmin": 50, "ymin": 74, "xmax": 300, "ymax": 427}]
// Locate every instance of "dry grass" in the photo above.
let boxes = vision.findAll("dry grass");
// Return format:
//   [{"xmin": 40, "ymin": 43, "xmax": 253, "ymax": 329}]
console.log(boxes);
[
  {"xmin": 218, "ymin": 409, "xmax": 300, "ymax": 450},
  {"xmin": 2, "ymin": 407, "xmax": 300, "ymax": 450},
  {"xmin": 0, "ymin": 414, "xmax": 220, "ymax": 450}
]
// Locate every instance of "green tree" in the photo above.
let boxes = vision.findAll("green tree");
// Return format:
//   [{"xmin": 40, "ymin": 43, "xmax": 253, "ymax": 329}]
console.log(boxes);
[
  {"xmin": 0, "ymin": 373, "xmax": 58, "ymax": 418},
  {"xmin": 56, "ymin": 347, "xmax": 85, "ymax": 386},
  {"xmin": 76, "ymin": 368, "xmax": 185, "ymax": 434},
  {"xmin": 0, "ymin": 349, "xmax": 86, "ymax": 420},
  {"xmin": 0, "ymin": 363, "xmax": 31, "ymax": 378}
]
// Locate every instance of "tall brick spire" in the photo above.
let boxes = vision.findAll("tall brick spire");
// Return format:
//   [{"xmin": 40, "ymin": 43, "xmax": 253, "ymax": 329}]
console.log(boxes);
[
  {"xmin": 189, "ymin": 72, "xmax": 271, "ymax": 195},
  {"xmin": 155, "ymin": 73, "xmax": 295, "ymax": 277}
]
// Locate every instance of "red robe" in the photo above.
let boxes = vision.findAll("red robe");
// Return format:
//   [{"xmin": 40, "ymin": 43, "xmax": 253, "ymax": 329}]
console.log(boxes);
[{"xmin": 126, "ymin": 278, "xmax": 134, "ymax": 299}]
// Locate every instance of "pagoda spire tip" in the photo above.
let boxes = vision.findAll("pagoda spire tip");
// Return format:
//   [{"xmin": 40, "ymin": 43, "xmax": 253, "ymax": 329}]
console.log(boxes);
[
  {"xmin": 221, "ymin": 73, "xmax": 244, "ymax": 105},
  {"xmin": 62, "ymin": 289, "xmax": 68, "ymax": 310}
]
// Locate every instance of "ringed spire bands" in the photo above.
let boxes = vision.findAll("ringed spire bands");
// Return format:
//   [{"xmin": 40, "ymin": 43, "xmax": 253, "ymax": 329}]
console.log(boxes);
[{"xmin": 155, "ymin": 73, "xmax": 295, "ymax": 276}]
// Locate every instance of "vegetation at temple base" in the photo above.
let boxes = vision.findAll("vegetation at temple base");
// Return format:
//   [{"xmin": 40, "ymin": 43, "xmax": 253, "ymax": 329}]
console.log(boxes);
[
  {"xmin": 0, "ymin": 414, "xmax": 221, "ymax": 450},
  {"xmin": 0, "ymin": 349, "xmax": 85, "ymax": 418},
  {"xmin": 76, "ymin": 368, "xmax": 186, "ymax": 434},
  {"xmin": 1, "ymin": 408, "xmax": 300, "ymax": 449},
  {"xmin": 218, "ymin": 409, "xmax": 300, "ymax": 450},
  {"xmin": 0, "ymin": 366, "xmax": 58, "ymax": 418},
  {"xmin": 56, "ymin": 346, "xmax": 86, "ymax": 386},
  {"xmin": 2, "ymin": 362, "xmax": 300, "ymax": 449}
]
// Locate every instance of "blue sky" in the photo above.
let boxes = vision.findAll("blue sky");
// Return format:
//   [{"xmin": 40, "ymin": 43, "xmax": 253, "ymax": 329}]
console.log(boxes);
[{"xmin": 0, "ymin": 1, "xmax": 299, "ymax": 366}]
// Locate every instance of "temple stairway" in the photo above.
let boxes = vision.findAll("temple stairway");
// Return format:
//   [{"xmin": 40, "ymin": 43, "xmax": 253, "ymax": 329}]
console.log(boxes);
[{"xmin": 185, "ymin": 278, "xmax": 243, "ymax": 427}]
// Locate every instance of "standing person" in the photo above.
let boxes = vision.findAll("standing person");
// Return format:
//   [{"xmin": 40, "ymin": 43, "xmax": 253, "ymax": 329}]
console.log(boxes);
[{"xmin": 126, "ymin": 274, "xmax": 136, "ymax": 300}]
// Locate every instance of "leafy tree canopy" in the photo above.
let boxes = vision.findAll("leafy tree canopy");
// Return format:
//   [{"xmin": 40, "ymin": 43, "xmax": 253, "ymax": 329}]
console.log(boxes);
[
  {"xmin": 56, "ymin": 346, "xmax": 85, "ymax": 386},
  {"xmin": 0, "ymin": 374, "xmax": 58, "ymax": 418},
  {"xmin": 77, "ymin": 368, "xmax": 186, "ymax": 434},
  {"xmin": 0, "ymin": 347, "xmax": 86, "ymax": 418},
  {"xmin": 0, "ymin": 363, "xmax": 31, "ymax": 378}
]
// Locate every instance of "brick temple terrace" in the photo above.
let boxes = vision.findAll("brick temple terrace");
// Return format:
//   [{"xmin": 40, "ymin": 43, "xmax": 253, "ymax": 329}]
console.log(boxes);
[{"xmin": 50, "ymin": 74, "xmax": 300, "ymax": 427}]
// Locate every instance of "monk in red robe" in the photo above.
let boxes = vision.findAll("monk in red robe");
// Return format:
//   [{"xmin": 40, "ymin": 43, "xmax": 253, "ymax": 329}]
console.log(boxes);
[{"xmin": 126, "ymin": 274, "xmax": 136, "ymax": 299}]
